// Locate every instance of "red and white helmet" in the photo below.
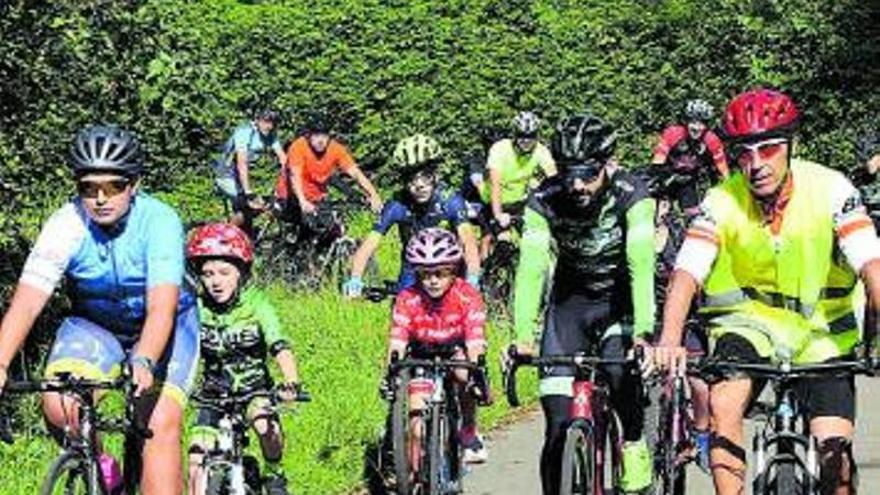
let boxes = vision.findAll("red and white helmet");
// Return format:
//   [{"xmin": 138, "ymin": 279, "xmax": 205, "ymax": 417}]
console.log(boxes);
[
  {"xmin": 186, "ymin": 222, "xmax": 254, "ymax": 267},
  {"xmin": 722, "ymin": 88, "xmax": 800, "ymax": 143},
  {"xmin": 405, "ymin": 228, "xmax": 463, "ymax": 267}
]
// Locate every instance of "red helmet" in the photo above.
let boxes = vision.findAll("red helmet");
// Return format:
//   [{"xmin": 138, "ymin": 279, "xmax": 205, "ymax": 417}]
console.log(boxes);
[
  {"xmin": 186, "ymin": 223, "xmax": 254, "ymax": 267},
  {"xmin": 722, "ymin": 88, "xmax": 800, "ymax": 143}
]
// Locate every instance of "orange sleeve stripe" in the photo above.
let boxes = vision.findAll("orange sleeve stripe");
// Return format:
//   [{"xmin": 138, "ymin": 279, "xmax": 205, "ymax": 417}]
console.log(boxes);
[
  {"xmin": 837, "ymin": 218, "xmax": 874, "ymax": 239},
  {"xmin": 689, "ymin": 225, "xmax": 719, "ymax": 240},
  {"xmin": 686, "ymin": 231, "xmax": 720, "ymax": 246}
]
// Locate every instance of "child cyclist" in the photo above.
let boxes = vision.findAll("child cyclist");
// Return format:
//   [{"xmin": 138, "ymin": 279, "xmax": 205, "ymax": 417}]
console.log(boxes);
[
  {"xmin": 185, "ymin": 223, "xmax": 301, "ymax": 495},
  {"xmin": 386, "ymin": 227, "xmax": 490, "ymax": 468}
]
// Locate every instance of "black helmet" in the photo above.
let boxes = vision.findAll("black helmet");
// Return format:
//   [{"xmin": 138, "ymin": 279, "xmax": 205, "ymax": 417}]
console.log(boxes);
[
  {"xmin": 304, "ymin": 112, "xmax": 331, "ymax": 134},
  {"xmin": 552, "ymin": 114, "xmax": 616, "ymax": 174},
  {"xmin": 856, "ymin": 130, "xmax": 880, "ymax": 164},
  {"xmin": 70, "ymin": 125, "xmax": 144, "ymax": 177},
  {"xmin": 256, "ymin": 108, "xmax": 280, "ymax": 123}
]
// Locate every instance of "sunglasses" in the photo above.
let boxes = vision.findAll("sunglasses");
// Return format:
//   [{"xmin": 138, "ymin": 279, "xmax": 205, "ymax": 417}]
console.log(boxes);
[
  {"xmin": 731, "ymin": 138, "xmax": 788, "ymax": 166},
  {"xmin": 416, "ymin": 266, "xmax": 457, "ymax": 280},
  {"xmin": 77, "ymin": 178, "xmax": 131, "ymax": 199}
]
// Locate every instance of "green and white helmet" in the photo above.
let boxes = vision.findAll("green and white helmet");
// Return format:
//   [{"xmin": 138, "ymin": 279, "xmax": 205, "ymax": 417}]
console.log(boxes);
[{"xmin": 391, "ymin": 134, "xmax": 443, "ymax": 172}]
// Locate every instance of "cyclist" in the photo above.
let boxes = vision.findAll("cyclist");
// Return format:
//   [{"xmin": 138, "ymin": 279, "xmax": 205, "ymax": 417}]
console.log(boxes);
[
  {"xmin": 186, "ymin": 223, "xmax": 301, "ymax": 495},
  {"xmin": 514, "ymin": 113, "xmax": 656, "ymax": 494},
  {"xmin": 385, "ymin": 228, "xmax": 489, "ymax": 465},
  {"xmin": 481, "ymin": 111, "xmax": 556, "ymax": 255},
  {"xmin": 275, "ymin": 113, "xmax": 383, "ymax": 223},
  {"xmin": 851, "ymin": 129, "xmax": 880, "ymax": 231},
  {"xmin": 342, "ymin": 134, "xmax": 480, "ymax": 297},
  {"xmin": 652, "ymin": 88, "xmax": 880, "ymax": 495},
  {"xmin": 213, "ymin": 109, "xmax": 287, "ymax": 229},
  {"xmin": 651, "ymin": 99, "xmax": 730, "ymax": 217},
  {"xmin": 0, "ymin": 126, "xmax": 199, "ymax": 494}
]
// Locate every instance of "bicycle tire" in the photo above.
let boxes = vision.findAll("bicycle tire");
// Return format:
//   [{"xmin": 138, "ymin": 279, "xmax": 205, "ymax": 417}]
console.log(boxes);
[
  {"xmin": 427, "ymin": 401, "xmax": 446, "ymax": 495},
  {"xmin": 770, "ymin": 462, "xmax": 801, "ymax": 495},
  {"xmin": 654, "ymin": 388, "xmax": 687, "ymax": 495},
  {"xmin": 559, "ymin": 422, "xmax": 596, "ymax": 495},
  {"xmin": 40, "ymin": 451, "xmax": 100, "ymax": 495},
  {"xmin": 391, "ymin": 371, "xmax": 412, "ymax": 495}
]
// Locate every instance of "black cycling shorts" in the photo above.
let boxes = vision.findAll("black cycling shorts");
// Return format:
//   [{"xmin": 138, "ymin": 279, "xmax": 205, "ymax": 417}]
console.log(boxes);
[{"xmin": 713, "ymin": 334, "xmax": 856, "ymax": 421}]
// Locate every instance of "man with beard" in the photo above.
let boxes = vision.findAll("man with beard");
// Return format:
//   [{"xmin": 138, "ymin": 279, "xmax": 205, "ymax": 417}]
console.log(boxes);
[
  {"xmin": 513, "ymin": 113, "xmax": 656, "ymax": 494},
  {"xmin": 342, "ymin": 134, "xmax": 480, "ymax": 297}
]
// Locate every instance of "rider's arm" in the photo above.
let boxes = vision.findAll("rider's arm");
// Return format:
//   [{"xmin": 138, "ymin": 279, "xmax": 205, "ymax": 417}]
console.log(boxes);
[
  {"xmin": 345, "ymin": 164, "xmax": 382, "ymax": 208},
  {"xmin": 0, "ymin": 204, "xmax": 85, "ymax": 368},
  {"xmin": 513, "ymin": 206, "xmax": 553, "ymax": 345},
  {"xmin": 272, "ymin": 140, "xmax": 287, "ymax": 170},
  {"xmin": 388, "ymin": 293, "xmax": 413, "ymax": 360},
  {"xmin": 705, "ymin": 131, "xmax": 730, "ymax": 179},
  {"xmin": 831, "ymin": 178, "xmax": 880, "ymax": 350},
  {"xmin": 625, "ymin": 197, "xmax": 657, "ymax": 338},
  {"xmin": 235, "ymin": 150, "xmax": 253, "ymax": 194},
  {"xmin": 136, "ymin": 207, "xmax": 187, "ymax": 362},
  {"xmin": 660, "ymin": 205, "xmax": 720, "ymax": 346},
  {"xmin": 457, "ymin": 223, "xmax": 481, "ymax": 279},
  {"xmin": 351, "ymin": 232, "xmax": 382, "ymax": 278},
  {"xmin": 137, "ymin": 284, "xmax": 179, "ymax": 363},
  {"xmin": 651, "ymin": 126, "xmax": 681, "ymax": 165},
  {"xmin": 286, "ymin": 142, "xmax": 311, "ymax": 208},
  {"xmin": 489, "ymin": 166, "xmax": 505, "ymax": 219},
  {"xmin": 256, "ymin": 292, "xmax": 299, "ymax": 384},
  {"xmin": 464, "ymin": 286, "xmax": 488, "ymax": 361},
  {"xmin": 446, "ymin": 193, "xmax": 481, "ymax": 278},
  {"xmin": 0, "ymin": 284, "xmax": 52, "ymax": 369}
]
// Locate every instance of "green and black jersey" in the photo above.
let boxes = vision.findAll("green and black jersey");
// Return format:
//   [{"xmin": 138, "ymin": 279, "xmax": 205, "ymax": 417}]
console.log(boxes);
[
  {"xmin": 513, "ymin": 167, "xmax": 656, "ymax": 343},
  {"xmin": 197, "ymin": 286, "xmax": 291, "ymax": 395}
]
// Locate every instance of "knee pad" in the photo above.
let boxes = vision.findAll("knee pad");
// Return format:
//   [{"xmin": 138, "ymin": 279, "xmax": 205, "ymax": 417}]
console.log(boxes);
[
  {"xmin": 260, "ymin": 431, "xmax": 284, "ymax": 464},
  {"xmin": 188, "ymin": 445, "xmax": 206, "ymax": 456},
  {"xmin": 709, "ymin": 432, "xmax": 747, "ymax": 465},
  {"xmin": 817, "ymin": 437, "xmax": 855, "ymax": 494}
]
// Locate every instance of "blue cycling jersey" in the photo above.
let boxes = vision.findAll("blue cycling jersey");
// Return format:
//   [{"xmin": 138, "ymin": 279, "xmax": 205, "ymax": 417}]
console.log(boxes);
[
  {"xmin": 21, "ymin": 192, "xmax": 195, "ymax": 339},
  {"xmin": 215, "ymin": 122, "xmax": 283, "ymax": 178},
  {"xmin": 373, "ymin": 187, "xmax": 469, "ymax": 288}
]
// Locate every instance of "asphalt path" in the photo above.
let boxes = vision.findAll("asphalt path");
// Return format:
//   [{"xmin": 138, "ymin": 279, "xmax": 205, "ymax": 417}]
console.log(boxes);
[{"xmin": 464, "ymin": 377, "xmax": 880, "ymax": 494}]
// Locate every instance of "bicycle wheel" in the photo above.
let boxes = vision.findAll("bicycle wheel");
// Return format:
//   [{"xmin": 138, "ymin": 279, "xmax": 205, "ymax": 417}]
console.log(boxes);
[
  {"xmin": 391, "ymin": 371, "xmax": 413, "ymax": 495},
  {"xmin": 653, "ymin": 393, "xmax": 687, "ymax": 495},
  {"xmin": 769, "ymin": 462, "xmax": 800, "ymax": 495},
  {"xmin": 426, "ymin": 402, "xmax": 448, "ymax": 495},
  {"xmin": 559, "ymin": 421, "xmax": 596, "ymax": 495},
  {"xmin": 40, "ymin": 451, "xmax": 100, "ymax": 495},
  {"xmin": 204, "ymin": 462, "xmax": 229, "ymax": 495}
]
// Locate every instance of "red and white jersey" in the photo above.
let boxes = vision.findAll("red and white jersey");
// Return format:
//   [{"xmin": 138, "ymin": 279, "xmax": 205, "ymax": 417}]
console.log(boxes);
[{"xmin": 390, "ymin": 278, "xmax": 487, "ymax": 349}]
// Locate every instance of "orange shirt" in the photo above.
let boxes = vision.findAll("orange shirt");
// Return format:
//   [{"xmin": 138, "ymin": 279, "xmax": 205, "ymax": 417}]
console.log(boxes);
[{"xmin": 276, "ymin": 137, "xmax": 355, "ymax": 202}]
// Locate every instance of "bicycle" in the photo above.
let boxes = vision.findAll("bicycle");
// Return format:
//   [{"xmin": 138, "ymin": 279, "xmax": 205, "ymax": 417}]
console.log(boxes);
[
  {"xmin": 502, "ymin": 345, "xmax": 640, "ymax": 495},
  {"xmin": 190, "ymin": 386, "xmax": 311, "ymax": 495},
  {"xmin": 696, "ymin": 357, "xmax": 877, "ymax": 495},
  {"xmin": 384, "ymin": 351, "xmax": 488, "ymax": 495},
  {"xmin": 0, "ymin": 370, "xmax": 152, "ymax": 495},
  {"xmin": 363, "ymin": 279, "xmax": 399, "ymax": 303},
  {"xmin": 650, "ymin": 361, "xmax": 700, "ymax": 495}
]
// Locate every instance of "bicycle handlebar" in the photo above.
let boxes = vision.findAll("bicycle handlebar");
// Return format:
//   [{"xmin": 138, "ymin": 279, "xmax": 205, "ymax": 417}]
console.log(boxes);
[
  {"xmin": 364, "ymin": 280, "xmax": 398, "ymax": 303},
  {"xmin": 694, "ymin": 358, "xmax": 878, "ymax": 383},
  {"xmin": 502, "ymin": 345, "xmax": 640, "ymax": 408},
  {"xmin": 191, "ymin": 386, "xmax": 312, "ymax": 413}
]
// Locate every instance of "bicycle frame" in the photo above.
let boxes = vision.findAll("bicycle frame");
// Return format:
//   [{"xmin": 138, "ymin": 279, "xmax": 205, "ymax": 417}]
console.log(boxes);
[
  {"xmin": 503, "ymin": 348, "xmax": 635, "ymax": 494},
  {"xmin": 192, "ymin": 388, "xmax": 310, "ymax": 495},
  {"xmin": 2, "ymin": 373, "xmax": 147, "ymax": 495},
  {"xmin": 387, "ymin": 354, "xmax": 483, "ymax": 494}
]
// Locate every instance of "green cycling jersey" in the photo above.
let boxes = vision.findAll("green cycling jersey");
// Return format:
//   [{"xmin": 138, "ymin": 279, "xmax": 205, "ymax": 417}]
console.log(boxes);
[
  {"xmin": 481, "ymin": 139, "xmax": 556, "ymax": 205},
  {"xmin": 197, "ymin": 286, "xmax": 291, "ymax": 394},
  {"xmin": 513, "ymin": 167, "xmax": 656, "ymax": 344}
]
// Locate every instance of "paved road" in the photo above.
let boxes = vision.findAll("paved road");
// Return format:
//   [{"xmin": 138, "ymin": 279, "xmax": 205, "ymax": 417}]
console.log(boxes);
[{"xmin": 464, "ymin": 377, "xmax": 880, "ymax": 493}]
